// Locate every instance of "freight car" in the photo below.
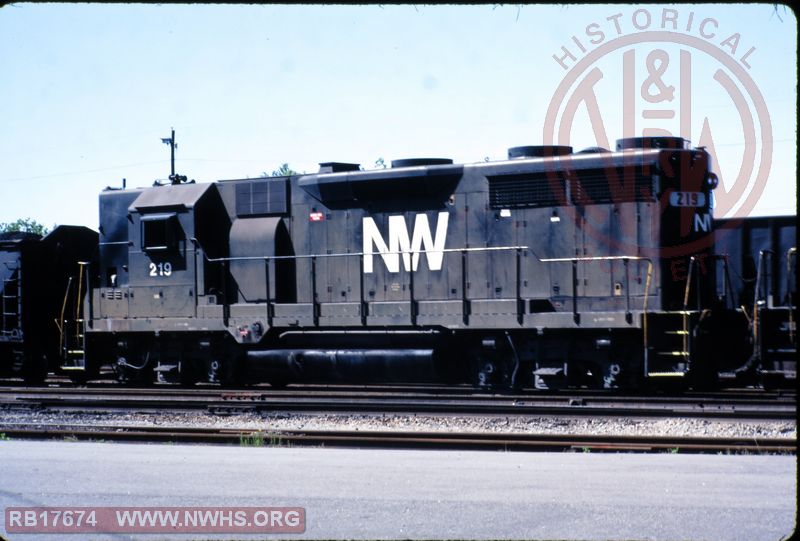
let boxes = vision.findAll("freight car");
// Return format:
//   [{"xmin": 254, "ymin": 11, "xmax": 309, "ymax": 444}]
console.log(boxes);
[
  {"xmin": 4, "ymin": 136, "xmax": 795, "ymax": 390},
  {"xmin": 713, "ymin": 215, "xmax": 796, "ymax": 387},
  {"xmin": 0, "ymin": 226, "xmax": 98, "ymax": 383}
]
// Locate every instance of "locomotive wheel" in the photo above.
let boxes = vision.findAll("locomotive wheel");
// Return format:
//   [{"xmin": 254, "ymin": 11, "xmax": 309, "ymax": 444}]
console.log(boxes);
[
  {"xmin": 470, "ymin": 333, "xmax": 525, "ymax": 391},
  {"xmin": 470, "ymin": 349, "xmax": 512, "ymax": 390},
  {"xmin": 474, "ymin": 359, "xmax": 499, "ymax": 389}
]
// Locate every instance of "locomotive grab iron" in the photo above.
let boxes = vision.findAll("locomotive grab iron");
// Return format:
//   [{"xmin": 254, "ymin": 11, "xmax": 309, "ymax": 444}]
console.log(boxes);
[{"xmin": 1, "ymin": 136, "xmax": 796, "ymax": 389}]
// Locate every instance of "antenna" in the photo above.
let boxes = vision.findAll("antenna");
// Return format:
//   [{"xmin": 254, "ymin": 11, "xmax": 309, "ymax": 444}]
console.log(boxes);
[{"xmin": 161, "ymin": 128, "xmax": 186, "ymax": 184}]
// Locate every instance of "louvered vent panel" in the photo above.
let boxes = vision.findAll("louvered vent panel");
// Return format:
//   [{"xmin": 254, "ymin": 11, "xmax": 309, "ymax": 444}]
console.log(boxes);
[
  {"xmin": 488, "ymin": 172, "xmax": 567, "ymax": 209},
  {"xmin": 572, "ymin": 168, "xmax": 654, "ymax": 204},
  {"xmin": 236, "ymin": 179, "xmax": 288, "ymax": 216}
]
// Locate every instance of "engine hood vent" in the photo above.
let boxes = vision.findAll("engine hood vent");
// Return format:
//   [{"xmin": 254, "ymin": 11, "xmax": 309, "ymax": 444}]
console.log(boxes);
[
  {"xmin": 616, "ymin": 137, "xmax": 689, "ymax": 150},
  {"xmin": 390, "ymin": 158, "xmax": 453, "ymax": 168},
  {"xmin": 507, "ymin": 146, "xmax": 572, "ymax": 159},
  {"xmin": 318, "ymin": 162, "xmax": 361, "ymax": 173}
]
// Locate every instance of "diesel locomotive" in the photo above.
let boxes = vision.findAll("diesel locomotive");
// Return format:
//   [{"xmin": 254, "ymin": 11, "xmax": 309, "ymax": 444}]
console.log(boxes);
[{"xmin": 1, "ymin": 136, "xmax": 796, "ymax": 389}]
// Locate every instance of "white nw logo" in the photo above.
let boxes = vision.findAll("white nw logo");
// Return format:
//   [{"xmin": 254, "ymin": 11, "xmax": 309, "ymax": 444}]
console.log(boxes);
[{"xmin": 362, "ymin": 212, "xmax": 449, "ymax": 273}]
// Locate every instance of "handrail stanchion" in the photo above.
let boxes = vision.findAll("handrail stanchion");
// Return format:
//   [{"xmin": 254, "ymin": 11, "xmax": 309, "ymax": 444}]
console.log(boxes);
[
  {"xmin": 461, "ymin": 250, "xmax": 469, "ymax": 326},
  {"xmin": 572, "ymin": 259, "xmax": 579, "ymax": 324},
  {"xmin": 221, "ymin": 260, "xmax": 229, "ymax": 326},
  {"xmin": 722, "ymin": 255, "xmax": 735, "ymax": 309},
  {"xmin": 643, "ymin": 260, "xmax": 653, "ymax": 378},
  {"xmin": 624, "ymin": 257, "xmax": 631, "ymax": 323},
  {"xmin": 516, "ymin": 248, "xmax": 523, "ymax": 325},
  {"xmin": 787, "ymin": 247, "xmax": 796, "ymax": 343},
  {"xmin": 752, "ymin": 250, "xmax": 773, "ymax": 362},
  {"xmin": 264, "ymin": 257, "xmax": 273, "ymax": 328},
  {"xmin": 311, "ymin": 256, "xmax": 319, "ymax": 327},
  {"xmin": 682, "ymin": 256, "xmax": 696, "ymax": 357},
  {"xmin": 409, "ymin": 252, "xmax": 417, "ymax": 326},
  {"xmin": 359, "ymin": 253, "xmax": 367, "ymax": 326}
]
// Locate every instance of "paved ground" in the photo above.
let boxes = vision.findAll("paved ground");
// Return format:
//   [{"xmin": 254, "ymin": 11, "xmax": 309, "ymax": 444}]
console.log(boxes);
[{"xmin": 0, "ymin": 440, "xmax": 796, "ymax": 541}]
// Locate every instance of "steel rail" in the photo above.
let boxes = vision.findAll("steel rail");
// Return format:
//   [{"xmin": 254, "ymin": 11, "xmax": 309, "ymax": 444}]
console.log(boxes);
[
  {"xmin": 0, "ymin": 387, "xmax": 795, "ymax": 420},
  {"xmin": 2, "ymin": 384, "xmax": 795, "ymax": 403},
  {"xmin": 0, "ymin": 423, "xmax": 794, "ymax": 454}
]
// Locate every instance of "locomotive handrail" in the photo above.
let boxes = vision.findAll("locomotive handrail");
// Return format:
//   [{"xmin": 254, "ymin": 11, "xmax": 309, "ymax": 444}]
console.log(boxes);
[
  {"xmin": 681, "ymin": 254, "xmax": 736, "ymax": 369},
  {"xmin": 682, "ymin": 256, "xmax": 697, "ymax": 359},
  {"xmin": 191, "ymin": 237, "xmax": 656, "ymax": 338},
  {"xmin": 751, "ymin": 249, "xmax": 775, "ymax": 362},
  {"xmin": 683, "ymin": 256, "xmax": 696, "ymax": 311},
  {"xmin": 191, "ymin": 237, "xmax": 531, "ymax": 327},
  {"xmin": 198, "ymin": 243, "xmax": 651, "ymax": 310},
  {"xmin": 538, "ymin": 256, "xmax": 652, "ymax": 262},
  {"xmin": 754, "ymin": 249, "xmax": 775, "ymax": 309},
  {"xmin": 786, "ymin": 247, "xmax": 797, "ymax": 305},
  {"xmin": 788, "ymin": 247, "xmax": 796, "ymax": 343},
  {"xmin": 200, "ymin": 244, "xmax": 531, "ymax": 262}
]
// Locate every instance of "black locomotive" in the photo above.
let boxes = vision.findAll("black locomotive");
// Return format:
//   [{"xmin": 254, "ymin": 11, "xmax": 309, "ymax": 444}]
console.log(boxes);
[{"xmin": 1, "ymin": 136, "xmax": 796, "ymax": 389}]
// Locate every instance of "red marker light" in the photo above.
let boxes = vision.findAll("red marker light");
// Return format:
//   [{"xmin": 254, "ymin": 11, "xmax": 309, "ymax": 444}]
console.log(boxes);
[{"xmin": 309, "ymin": 212, "xmax": 325, "ymax": 222}]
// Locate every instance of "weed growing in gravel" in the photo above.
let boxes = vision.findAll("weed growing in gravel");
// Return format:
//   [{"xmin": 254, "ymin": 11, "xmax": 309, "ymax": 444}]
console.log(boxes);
[
  {"xmin": 240, "ymin": 431, "xmax": 265, "ymax": 447},
  {"xmin": 239, "ymin": 431, "xmax": 290, "ymax": 448},
  {"xmin": 0, "ymin": 433, "xmax": 9, "ymax": 441},
  {"xmin": 269, "ymin": 434, "xmax": 286, "ymax": 447}
]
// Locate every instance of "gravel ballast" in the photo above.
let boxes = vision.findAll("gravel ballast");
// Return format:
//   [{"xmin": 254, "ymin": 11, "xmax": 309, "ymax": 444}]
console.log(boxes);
[{"xmin": 0, "ymin": 410, "xmax": 795, "ymax": 439}]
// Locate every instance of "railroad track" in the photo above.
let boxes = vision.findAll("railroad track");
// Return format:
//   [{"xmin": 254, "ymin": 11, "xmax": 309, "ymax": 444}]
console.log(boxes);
[
  {"xmin": 4, "ymin": 375, "xmax": 795, "ymax": 398},
  {"xmin": 0, "ymin": 422, "xmax": 793, "ymax": 454},
  {"xmin": 0, "ymin": 385, "xmax": 795, "ymax": 420}
]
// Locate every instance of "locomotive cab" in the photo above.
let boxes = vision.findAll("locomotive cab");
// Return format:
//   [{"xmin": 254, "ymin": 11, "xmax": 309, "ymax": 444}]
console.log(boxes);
[{"xmin": 87, "ymin": 182, "xmax": 231, "ymax": 383}]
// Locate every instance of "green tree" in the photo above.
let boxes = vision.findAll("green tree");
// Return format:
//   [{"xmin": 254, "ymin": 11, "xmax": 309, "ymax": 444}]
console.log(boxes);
[
  {"xmin": 0, "ymin": 218, "xmax": 50, "ymax": 236},
  {"xmin": 262, "ymin": 163, "xmax": 298, "ymax": 177}
]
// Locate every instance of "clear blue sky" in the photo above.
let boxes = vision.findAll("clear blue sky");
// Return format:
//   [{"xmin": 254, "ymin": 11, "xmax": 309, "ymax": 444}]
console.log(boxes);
[{"xmin": 0, "ymin": 3, "xmax": 796, "ymax": 229}]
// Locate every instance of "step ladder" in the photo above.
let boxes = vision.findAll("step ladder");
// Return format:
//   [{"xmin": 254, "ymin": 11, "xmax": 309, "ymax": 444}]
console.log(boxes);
[
  {"xmin": 645, "ymin": 255, "xmax": 713, "ymax": 379},
  {"xmin": 59, "ymin": 263, "xmax": 89, "ymax": 371},
  {"xmin": 61, "ymin": 317, "xmax": 86, "ymax": 371},
  {"xmin": 1, "ymin": 268, "xmax": 21, "ymax": 340},
  {"xmin": 754, "ymin": 247, "xmax": 797, "ymax": 380},
  {"xmin": 759, "ymin": 306, "xmax": 796, "ymax": 368},
  {"xmin": 645, "ymin": 311, "xmax": 694, "ymax": 378}
]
